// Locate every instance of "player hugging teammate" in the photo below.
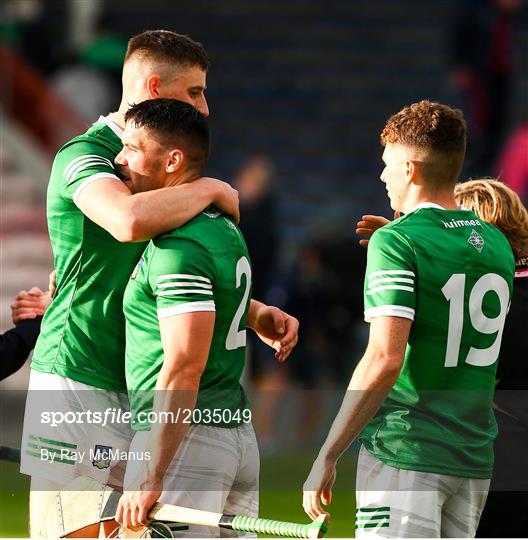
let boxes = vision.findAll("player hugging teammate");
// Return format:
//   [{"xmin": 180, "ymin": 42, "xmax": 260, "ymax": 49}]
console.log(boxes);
[
  {"xmin": 20, "ymin": 30, "xmax": 299, "ymax": 539},
  {"xmin": 16, "ymin": 27, "xmax": 520, "ymax": 540}
]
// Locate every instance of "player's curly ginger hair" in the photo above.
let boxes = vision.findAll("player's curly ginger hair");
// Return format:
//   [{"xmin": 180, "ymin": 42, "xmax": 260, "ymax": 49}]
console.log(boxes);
[
  {"xmin": 455, "ymin": 179, "xmax": 528, "ymax": 259},
  {"xmin": 381, "ymin": 100, "xmax": 467, "ymax": 185},
  {"xmin": 381, "ymin": 100, "xmax": 466, "ymax": 153}
]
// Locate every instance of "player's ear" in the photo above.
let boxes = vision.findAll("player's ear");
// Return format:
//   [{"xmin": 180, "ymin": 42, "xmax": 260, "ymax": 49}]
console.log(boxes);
[
  {"xmin": 166, "ymin": 149, "xmax": 184, "ymax": 173},
  {"xmin": 146, "ymin": 75, "xmax": 161, "ymax": 99},
  {"xmin": 406, "ymin": 160, "xmax": 418, "ymax": 184}
]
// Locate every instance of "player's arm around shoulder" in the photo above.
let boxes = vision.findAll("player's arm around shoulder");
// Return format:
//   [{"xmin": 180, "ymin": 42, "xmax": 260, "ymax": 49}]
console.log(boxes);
[
  {"xmin": 76, "ymin": 173, "xmax": 239, "ymax": 243},
  {"xmin": 53, "ymin": 139, "xmax": 135, "ymax": 241}
]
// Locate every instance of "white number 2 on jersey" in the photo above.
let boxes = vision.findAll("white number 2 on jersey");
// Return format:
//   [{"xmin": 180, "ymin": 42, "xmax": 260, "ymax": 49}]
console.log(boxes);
[
  {"xmin": 225, "ymin": 256, "xmax": 252, "ymax": 350},
  {"xmin": 441, "ymin": 273, "xmax": 510, "ymax": 368}
]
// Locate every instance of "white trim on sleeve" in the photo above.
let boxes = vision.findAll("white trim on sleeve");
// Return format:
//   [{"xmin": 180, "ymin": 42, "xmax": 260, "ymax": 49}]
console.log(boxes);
[
  {"xmin": 157, "ymin": 274, "xmax": 211, "ymax": 284},
  {"xmin": 158, "ymin": 281, "xmax": 212, "ymax": 290},
  {"xmin": 72, "ymin": 173, "xmax": 121, "ymax": 205},
  {"xmin": 157, "ymin": 301, "xmax": 216, "ymax": 319},
  {"xmin": 96, "ymin": 115, "xmax": 124, "ymax": 139},
  {"xmin": 368, "ymin": 270, "xmax": 415, "ymax": 279},
  {"xmin": 65, "ymin": 155, "xmax": 114, "ymax": 184},
  {"xmin": 364, "ymin": 305, "xmax": 415, "ymax": 322},
  {"xmin": 158, "ymin": 289, "xmax": 214, "ymax": 296}
]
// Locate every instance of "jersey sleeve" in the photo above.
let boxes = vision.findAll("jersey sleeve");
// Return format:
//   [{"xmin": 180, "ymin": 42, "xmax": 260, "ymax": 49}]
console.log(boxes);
[
  {"xmin": 364, "ymin": 227, "xmax": 417, "ymax": 322},
  {"xmin": 55, "ymin": 140, "xmax": 121, "ymax": 204},
  {"xmin": 148, "ymin": 237, "xmax": 217, "ymax": 319}
]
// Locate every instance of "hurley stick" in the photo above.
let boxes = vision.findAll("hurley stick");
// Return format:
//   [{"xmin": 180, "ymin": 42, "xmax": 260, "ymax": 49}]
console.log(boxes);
[
  {"xmin": 51, "ymin": 476, "xmax": 329, "ymax": 538},
  {"xmin": 148, "ymin": 504, "xmax": 328, "ymax": 538}
]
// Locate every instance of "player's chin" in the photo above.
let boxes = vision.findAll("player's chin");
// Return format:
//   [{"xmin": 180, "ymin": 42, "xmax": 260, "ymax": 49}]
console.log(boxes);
[{"xmin": 388, "ymin": 200, "xmax": 400, "ymax": 213}]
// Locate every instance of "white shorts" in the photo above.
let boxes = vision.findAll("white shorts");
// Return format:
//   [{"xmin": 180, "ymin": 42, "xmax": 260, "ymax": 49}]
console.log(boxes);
[
  {"xmin": 355, "ymin": 446, "xmax": 490, "ymax": 538},
  {"xmin": 124, "ymin": 422, "xmax": 260, "ymax": 537},
  {"xmin": 20, "ymin": 370, "xmax": 133, "ymax": 486}
]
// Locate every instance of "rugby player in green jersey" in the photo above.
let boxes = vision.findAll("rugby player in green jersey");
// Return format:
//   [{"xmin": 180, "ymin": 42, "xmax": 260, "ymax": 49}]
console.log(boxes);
[
  {"xmin": 303, "ymin": 101, "xmax": 515, "ymax": 537},
  {"xmin": 113, "ymin": 98, "xmax": 257, "ymax": 535},
  {"xmin": 21, "ymin": 31, "xmax": 298, "ymax": 538}
]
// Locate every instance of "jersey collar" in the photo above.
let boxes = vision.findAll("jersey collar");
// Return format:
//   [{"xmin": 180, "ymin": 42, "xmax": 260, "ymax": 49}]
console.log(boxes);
[
  {"xmin": 409, "ymin": 202, "xmax": 467, "ymax": 214},
  {"xmin": 408, "ymin": 202, "xmax": 470, "ymax": 213},
  {"xmin": 408, "ymin": 202, "xmax": 446, "ymax": 213},
  {"xmin": 96, "ymin": 115, "xmax": 124, "ymax": 140}
]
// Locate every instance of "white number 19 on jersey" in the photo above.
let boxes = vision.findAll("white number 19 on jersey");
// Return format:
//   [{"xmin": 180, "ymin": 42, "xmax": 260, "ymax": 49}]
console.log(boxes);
[{"xmin": 442, "ymin": 273, "xmax": 510, "ymax": 368}]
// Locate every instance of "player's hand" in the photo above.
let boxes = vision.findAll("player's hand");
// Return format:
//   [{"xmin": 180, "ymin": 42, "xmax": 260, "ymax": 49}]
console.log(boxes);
[
  {"xmin": 200, "ymin": 177, "xmax": 240, "ymax": 224},
  {"xmin": 115, "ymin": 478, "xmax": 162, "ymax": 530},
  {"xmin": 11, "ymin": 287, "xmax": 52, "ymax": 324},
  {"xmin": 356, "ymin": 212, "xmax": 399, "ymax": 247},
  {"xmin": 49, "ymin": 269, "xmax": 57, "ymax": 297},
  {"xmin": 302, "ymin": 457, "xmax": 336, "ymax": 520},
  {"xmin": 249, "ymin": 302, "xmax": 299, "ymax": 362}
]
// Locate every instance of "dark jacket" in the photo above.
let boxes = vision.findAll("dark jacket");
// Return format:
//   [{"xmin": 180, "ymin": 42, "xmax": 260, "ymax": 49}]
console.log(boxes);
[{"xmin": 0, "ymin": 317, "xmax": 42, "ymax": 381}]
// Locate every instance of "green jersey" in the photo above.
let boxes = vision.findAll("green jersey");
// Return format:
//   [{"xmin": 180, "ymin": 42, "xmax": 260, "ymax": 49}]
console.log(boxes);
[
  {"xmin": 32, "ymin": 116, "xmax": 146, "ymax": 391},
  {"xmin": 124, "ymin": 208, "xmax": 252, "ymax": 431},
  {"xmin": 360, "ymin": 203, "xmax": 514, "ymax": 479}
]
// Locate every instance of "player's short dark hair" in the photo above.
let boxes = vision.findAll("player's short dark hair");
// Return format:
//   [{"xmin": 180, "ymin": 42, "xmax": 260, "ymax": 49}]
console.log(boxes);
[
  {"xmin": 125, "ymin": 98, "xmax": 210, "ymax": 171},
  {"xmin": 381, "ymin": 100, "xmax": 467, "ymax": 185},
  {"xmin": 125, "ymin": 30, "xmax": 210, "ymax": 71}
]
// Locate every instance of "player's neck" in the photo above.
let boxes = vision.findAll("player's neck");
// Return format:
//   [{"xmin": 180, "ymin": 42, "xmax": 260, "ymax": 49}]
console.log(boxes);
[
  {"xmin": 164, "ymin": 170, "xmax": 200, "ymax": 189},
  {"xmin": 111, "ymin": 95, "xmax": 143, "ymax": 129},
  {"xmin": 107, "ymin": 110, "xmax": 126, "ymax": 130},
  {"xmin": 404, "ymin": 190, "xmax": 459, "ymax": 213}
]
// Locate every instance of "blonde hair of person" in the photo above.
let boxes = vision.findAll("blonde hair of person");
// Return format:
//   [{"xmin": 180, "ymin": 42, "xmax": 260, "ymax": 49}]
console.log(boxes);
[{"xmin": 454, "ymin": 178, "xmax": 528, "ymax": 259}]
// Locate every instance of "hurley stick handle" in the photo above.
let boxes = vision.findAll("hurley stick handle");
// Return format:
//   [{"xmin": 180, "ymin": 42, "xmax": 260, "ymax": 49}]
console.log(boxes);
[
  {"xmin": 228, "ymin": 514, "xmax": 328, "ymax": 538},
  {"xmin": 148, "ymin": 502, "xmax": 222, "ymax": 527},
  {"xmin": 148, "ymin": 502, "xmax": 329, "ymax": 538}
]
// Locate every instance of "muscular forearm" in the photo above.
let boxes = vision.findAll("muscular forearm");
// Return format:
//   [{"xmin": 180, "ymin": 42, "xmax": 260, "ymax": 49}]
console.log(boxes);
[
  {"xmin": 124, "ymin": 180, "xmax": 219, "ymax": 242},
  {"xmin": 317, "ymin": 353, "xmax": 401, "ymax": 463},
  {"xmin": 145, "ymin": 368, "xmax": 200, "ymax": 482}
]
